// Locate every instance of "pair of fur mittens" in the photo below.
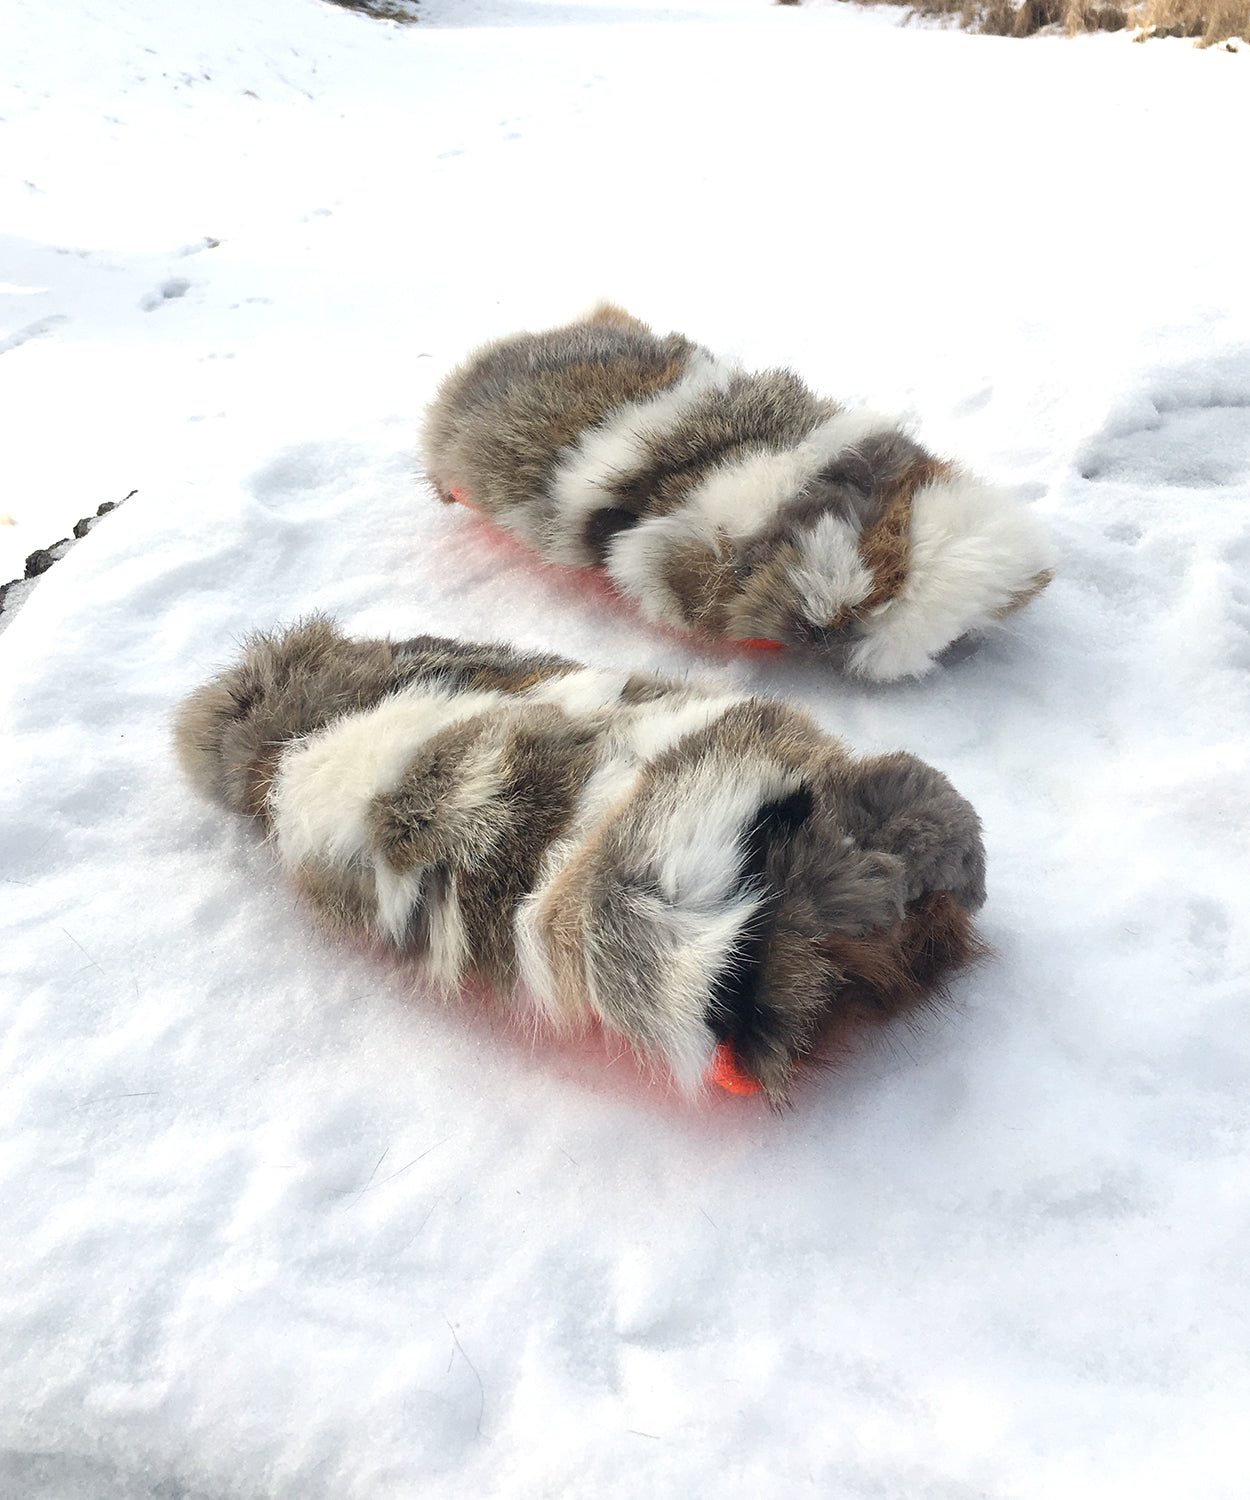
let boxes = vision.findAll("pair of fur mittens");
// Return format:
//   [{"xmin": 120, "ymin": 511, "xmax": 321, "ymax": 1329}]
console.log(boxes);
[
  {"xmin": 175, "ymin": 618, "xmax": 987, "ymax": 1103},
  {"xmin": 421, "ymin": 304, "xmax": 1052, "ymax": 681}
]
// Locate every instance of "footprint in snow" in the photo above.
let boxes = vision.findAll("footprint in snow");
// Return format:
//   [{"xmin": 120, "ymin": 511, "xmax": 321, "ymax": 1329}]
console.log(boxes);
[
  {"xmin": 1077, "ymin": 349, "xmax": 1250, "ymax": 487},
  {"xmin": 950, "ymin": 385, "xmax": 993, "ymax": 418},
  {"xmin": 0, "ymin": 314, "xmax": 68, "ymax": 356},
  {"xmin": 247, "ymin": 439, "xmax": 375, "ymax": 513},
  {"xmin": 0, "ymin": 1450, "xmax": 212, "ymax": 1500},
  {"xmin": 139, "ymin": 278, "xmax": 192, "ymax": 311},
  {"xmin": 175, "ymin": 235, "xmax": 220, "ymax": 257}
]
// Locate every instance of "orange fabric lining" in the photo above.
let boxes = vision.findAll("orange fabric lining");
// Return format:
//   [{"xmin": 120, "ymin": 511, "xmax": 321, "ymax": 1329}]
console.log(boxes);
[{"xmin": 709, "ymin": 1041, "xmax": 762, "ymax": 1096}]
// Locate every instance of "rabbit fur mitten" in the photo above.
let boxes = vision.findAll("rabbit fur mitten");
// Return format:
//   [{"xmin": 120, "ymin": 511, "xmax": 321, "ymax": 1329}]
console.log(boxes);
[
  {"xmin": 175, "ymin": 617, "xmax": 988, "ymax": 1103},
  {"xmin": 420, "ymin": 304, "xmax": 1052, "ymax": 682}
]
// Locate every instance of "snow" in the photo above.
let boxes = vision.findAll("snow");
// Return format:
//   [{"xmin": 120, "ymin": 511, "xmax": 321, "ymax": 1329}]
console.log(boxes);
[{"xmin": 2, "ymin": 0, "xmax": 1249, "ymax": 1495}]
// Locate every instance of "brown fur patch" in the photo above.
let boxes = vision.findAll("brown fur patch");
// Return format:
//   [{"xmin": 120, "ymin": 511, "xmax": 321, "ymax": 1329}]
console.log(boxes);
[
  {"xmin": 660, "ymin": 536, "xmax": 739, "ymax": 632},
  {"xmin": 856, "ymin": 458, "xmax": 957, "ymax": 611},
  {"xmin": 476, "ymin": 664, "xmax": 571, "ymax": 695},
  {"xmin": 292, "ymin": 859, "xmax": 380, "ymax": 938},
  {"xmin": 241, "ymin": 745, "xmax": 286, "ymax": 824},
  {"xmin": 586, "ymin": 301, "xmax": 653, "ymax": 335},
  {"xmin": 724, "ymin": 539, "xmax": 809, "ymax": 645},
  {"xmin": 421, "ymin": 321, "xmax": 697, "ymax": 525},
  {"xmin": 991, "ymin": 566, "xmax": 1054, "ymax": 619},
  {"xmin": 549, "ymin": 358, "xmax": 690, "ymax": 447},
  {"xmin": 453, "ymin": 710, "xmax": 603, "ymax": 984},
  {"xmin": 373, "ymin": 705, "xmax": 604, "ymax": 987},
  {"xmin": 739, "ymin": 925, "xmax": 838, "ymax": 1106},
  {"xmin": 532, "ymin": 846, "xmax": 596, "ymax": 1028},
  {"xmin": 618, "ymin": 671, "xmax": 676, "ymax": 706},
  {"xmin": 489, "ymin": 354, "xmax": 686, "ymax": 513},
  {"xmin": 369, "ymin": 715, "xmax": 501, "ymax": 875},
  {"xmin": 643, "ymin": 697, "xmax": 832, "ymax": 783},
  {"xmin": 391, "ymin": 636, "xmax": 577, "ymax": 698},
  {"xmin": 817, "ymin": 890, "xmax": 990, "ymax": 1023}
]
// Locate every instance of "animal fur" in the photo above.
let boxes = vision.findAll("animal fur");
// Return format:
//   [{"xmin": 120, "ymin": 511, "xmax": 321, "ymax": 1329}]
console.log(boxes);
[
  {"xmin": 421, "ymin": 305, "xmax": 1053, "ymax": 680},
  {"xmin": 175, "ymin": 617, "xmax": 989, "ymax": 1104}
]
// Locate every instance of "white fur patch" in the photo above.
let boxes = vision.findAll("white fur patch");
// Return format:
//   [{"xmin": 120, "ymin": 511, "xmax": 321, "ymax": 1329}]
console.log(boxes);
[
  {"xmin": 848, "ymin": 473, "xmax": 1054, "ymax": 680},
  {"xmin": 790, "ymin": 513, "xmax": 874, "ymax": 625},
  {"xmin": 374, "ymin": 861, "xmax": 427, "ymax": 946},
  {"xmin": 513, "ymin": 873, "xmax": 564, "ymax": 1022},
  {"xmin": 269, "ymin": 684, "xmax": 504, "ymax": 873},
  {"xmin": 682, "ymin": 407, "xmax": 899, "ymax": 537},
  {"xmin": 585, "ymin": 895, "xmax": 743, "ymax": 1093},
  {"xmin": 523, "ymin": 665, "xmax": 631, "ymax": 716},
  {"xmin": 617, "ymin": 691, "xmax": 746, "ymax": 764},
  {"xmin": 602, "ymin": 509, "xmax": 723, "ymax": 630},
  {"xmin": 647, "ymin": 761, "xmax": 787, "ymax": 908},
  {"xmin": 544, "ymin": 352, "xmax": 737, "ymax": 564},
  {"xmin": 425, "ymin": 870, "xmax": 470, "ymax": 992}
]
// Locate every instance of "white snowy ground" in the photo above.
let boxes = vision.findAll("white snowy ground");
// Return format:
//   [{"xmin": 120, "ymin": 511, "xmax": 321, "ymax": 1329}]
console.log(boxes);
[{"xmin": 2, "ymin": 0, "xmax": 1249, "ymax": 1495}]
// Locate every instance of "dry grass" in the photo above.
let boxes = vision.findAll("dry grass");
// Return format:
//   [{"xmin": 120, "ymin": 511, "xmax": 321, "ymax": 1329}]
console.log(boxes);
[
  {"xmin": 325, "ymin": 0, "xmax": 420, "ymax": 22},
  {"xmin": 782, "ymin": 0, "xmax": 1248, "ymax": 44},
  {"xmin": 1132, "ymin": 0, "xmax": 1249, "ymax": 41}
]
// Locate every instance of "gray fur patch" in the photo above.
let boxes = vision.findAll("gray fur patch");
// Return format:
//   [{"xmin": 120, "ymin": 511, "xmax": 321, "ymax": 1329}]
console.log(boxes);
[
  {"xmin": 172, "ymin": 616, "xmax": 401, "ymax": 820},
  {"xmin": 420, "ymin": 313, "xmax": 700, "ymax": 530}
]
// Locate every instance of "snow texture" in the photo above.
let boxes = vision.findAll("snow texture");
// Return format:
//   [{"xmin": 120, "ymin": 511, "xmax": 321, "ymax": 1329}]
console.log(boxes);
[{"xmin": 2, "ymin": 1, "xmax": 1249, "ymax": 1497}]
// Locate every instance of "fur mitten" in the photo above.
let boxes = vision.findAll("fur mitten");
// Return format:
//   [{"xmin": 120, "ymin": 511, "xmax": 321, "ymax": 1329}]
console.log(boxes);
[
  {"xmin": 175, "ymin": 617, "xmax": 988, "ymax": 1103},
  {"xmin": 421, "ymin": 304, "xmax": 1052, "ymax": 681}
]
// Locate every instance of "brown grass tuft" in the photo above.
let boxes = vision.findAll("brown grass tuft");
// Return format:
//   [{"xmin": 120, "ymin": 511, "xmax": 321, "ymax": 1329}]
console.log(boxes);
[
  {"xmin": 782, "ymin": 0, "xmax": 1247, "ymax": 45},
  {"xmin": 1132, "ymin": 0, "xmax": 1248, "ymax": 42},
  {"xmin": 325, "ymin": 0, "xmax": 420, "ymax": 23}
]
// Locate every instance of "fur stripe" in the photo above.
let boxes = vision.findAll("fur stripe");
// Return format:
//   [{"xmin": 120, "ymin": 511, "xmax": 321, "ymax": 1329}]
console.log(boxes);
[
  {"xmin": 544, "ymin": 351, "xmax": 738, "ymax": 565},
  {"xmin": 679, "ymin": 407, "xmax": 900, "ymax": 538},
  {"xmin": 269, "ymin": 685, "xmax": 506, "ymax": 873}
]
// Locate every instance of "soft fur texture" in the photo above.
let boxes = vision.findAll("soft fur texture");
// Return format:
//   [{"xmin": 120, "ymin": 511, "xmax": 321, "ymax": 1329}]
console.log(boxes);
[
  {"xmin": 421, "ymin": 305, "xmax": 1054, "ymax": 680},
  {"xmin": 175, "ymin": 618, "xmax": 989, "ymax": 1103}
]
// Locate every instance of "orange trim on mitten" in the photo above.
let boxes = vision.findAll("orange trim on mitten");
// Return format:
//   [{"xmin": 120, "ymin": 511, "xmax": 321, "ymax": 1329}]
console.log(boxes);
[{"xmin": 709, "ymin": 1041, "xmax": 762, "ymax": 1096}]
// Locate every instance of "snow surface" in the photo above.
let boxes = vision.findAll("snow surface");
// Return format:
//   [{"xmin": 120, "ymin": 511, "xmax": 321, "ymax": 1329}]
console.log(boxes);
[{"xmin": 2, "ymin": 1, "xmax": 1249, "ymax": 1496}]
